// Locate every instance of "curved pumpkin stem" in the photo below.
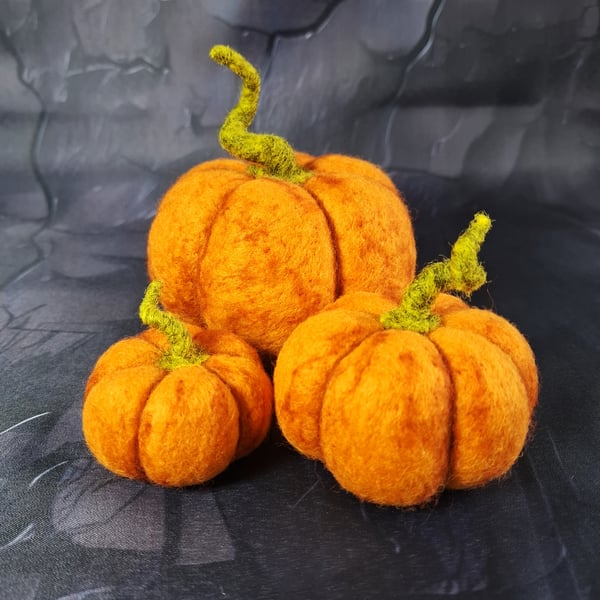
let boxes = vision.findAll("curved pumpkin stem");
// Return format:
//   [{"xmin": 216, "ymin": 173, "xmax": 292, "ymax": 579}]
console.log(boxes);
[
  {"xmin": 209, "ymin": 44, "xmax": 311, "ymax": 184},
  {"xmin": 381, "ymin": 212, "xmax": 492, "ymax": 333},
  {"xmin": 139, "ymin": 281, "xmax": 208, "ymax": 370}
]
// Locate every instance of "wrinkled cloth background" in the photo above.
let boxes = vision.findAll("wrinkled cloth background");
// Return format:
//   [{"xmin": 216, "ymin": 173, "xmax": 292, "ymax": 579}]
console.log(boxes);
[{"xmin": 1, "ymin": 1, "xmax": 599, "ymax": 599}]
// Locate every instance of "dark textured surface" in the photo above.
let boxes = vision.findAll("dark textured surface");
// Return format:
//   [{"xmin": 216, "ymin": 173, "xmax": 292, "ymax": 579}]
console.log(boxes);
[{"xmin": 1, "ymin": 1, "xmax": 599, "ymax": 598}]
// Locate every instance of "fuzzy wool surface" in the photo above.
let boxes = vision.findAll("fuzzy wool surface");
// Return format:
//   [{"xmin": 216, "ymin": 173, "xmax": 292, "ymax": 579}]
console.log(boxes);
[
  {"xmin": 147, "ymin": 152, "xmax": 416, "ymax": 355},
  {"xmin": 274, "ymin": 291, "xmax": 538, "ymax": 507},
  {"xmin": 83, "ymin": 327, "xmax": 273, "ymax": 487}
]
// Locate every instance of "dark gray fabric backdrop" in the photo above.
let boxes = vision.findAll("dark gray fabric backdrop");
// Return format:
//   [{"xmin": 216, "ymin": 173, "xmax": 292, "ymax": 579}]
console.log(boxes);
[{"xmin": 1, "ymin": 1, "xmax": 599, "ymax": 598}]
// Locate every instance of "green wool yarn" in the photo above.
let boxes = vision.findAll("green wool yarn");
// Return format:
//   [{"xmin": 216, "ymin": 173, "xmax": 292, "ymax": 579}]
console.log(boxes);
[
  {"xmin": 138, "ymin": 281, "xmax": 208, "ymax": 370},
  {"xmin": 380, "ymin": 212, "xmax": 492, "ymax": 333},
  {"xmin": 209, "ymin": 44, "xmax": 311, "ymax": 184}
]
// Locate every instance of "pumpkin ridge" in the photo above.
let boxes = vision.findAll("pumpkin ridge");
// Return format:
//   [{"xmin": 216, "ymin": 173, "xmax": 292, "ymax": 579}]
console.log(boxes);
[
  {"xmin": 303, "ymin": 154, "xmax": 397, "ymax": 193},
  {"xmin": 194, "ymin": 182, "xmax": 242, "ymax": 317},
  {"xmin": 148, "ymin": 170, "xmax": 250, "ymax": 322},
  {"xmin": 188, "ymin": 161, "xmax": 251, "ymax": 175},
  {"xmin": 428, "ymin": 327, "xmax": 530, "ymax": 488},
  {"xmin": 201, "ymin": 358, "xmax": 248, "ymax": 458},
  {"xmin": 134, "ymin": 373, "xmax": 164, "ymax": 482},
  {"xmin": 171, "ymin": 164, "xmax": 251, "ymax": 187},
  {"xmin": 196, "ymin": 331, "xmax": 273, "ymax": 459},
  {"xmin": 316, "ymin": 323, "xmax": 386, "ymax": 454},
  {"xmin": 275, "ymin": 309, "xmax": 379, "ymax": 458},
  {"xmin": 302, "ymin": 183, "xmax": 343, "ymax": 298},
  {"xmin": 319, "ymin": 329, "xmax": 452, "ymax": 506},
  {"xmin": 197, "ymin": 177, "xmax": 336, "ymax": 352},
  {"xmin": 307, "ymin": 161, "xmax": 388, "ymax": 188},
  {"xmin": 86, "ymin": 354, "xmax": 161, "ymax": 398},
  {"xmin": 83, "ymin": 336, "xmax": 162, "ymax": 399},
  {"xmin": 423, "ymin": 329, "xmax": 460, "ymax": 489},
  {"xmin": 190, "ymin": 328, "xmax": 262, "ymax": 363},
  {"xmin": 196, "ymin": 177, "xmax": 305, "ymax": 285},
  {"xmin": 138, "ymin": 364, "xmax": 240, "ymax": 485},
  {"xmin": 82, "ymin": 364, "xmax": 165, "ymax": 481},
  {"xmin": 303, "ymin": 171, "xmax": 403, "ymax": 296},
  {"xmin": 137, "ymin": 332, "xmax": 164, "ymax": 351},
  {"xmin": 439, "ymin": 307, "xmax": 538, "ymax": 412},
  {"xmin": 304, "ymin": 171, "xmax": 417, "ymax": 301},
  {"xmin": 435, "ymin": 322, "xmax": 532, "ymax": 414}
]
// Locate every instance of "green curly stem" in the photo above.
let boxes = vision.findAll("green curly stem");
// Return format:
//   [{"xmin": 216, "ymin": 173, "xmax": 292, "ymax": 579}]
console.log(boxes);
[
  {"xmin": 380, "ymin": 212, "xmax": 492, "ymax": 333},
  {"xmin": 139, "ymin": 281, "xmax": 208, "ymax": 370},
  {"xmin": 209, "ymin": 44, "xmax": 311, "ymax": 184}
]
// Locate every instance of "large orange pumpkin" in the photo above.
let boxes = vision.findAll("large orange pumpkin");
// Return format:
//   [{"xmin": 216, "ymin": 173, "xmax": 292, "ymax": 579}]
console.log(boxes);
[
  {"xmin": 83, "ymin": 281, "xmax": 273, "ymax": 486},
  {"xmin": 274, "ymin": 214, "xmax": 538, "ymax": 506},
  {"xmin": 147, "ymin": 45, "xmax": 416, "ymax": 355}
]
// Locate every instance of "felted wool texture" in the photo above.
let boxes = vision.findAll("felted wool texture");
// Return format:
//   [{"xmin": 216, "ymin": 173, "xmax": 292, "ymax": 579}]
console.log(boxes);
[
  {"xmin": 196, "ymin": 177, "xmax": 336, "ymax": 355},
  {"xmin": 307, "ymin": 154, "xmax": 397, "ymax": 193},
  {"xmin": 302, "ymin": 167, "xmax": 416, "ymax": 301},
  {"xmin": 83, "ymin": 336, "xmax": 161, "ymax": 397},
  {"xmin": 431, "ymin": 292, "xmax": 469, "ymax": 315},
  {"xmin": 273, "ymin": 309, "xmax": 382, "ymax": 460},
  {"xmin": 83, "ymin": 326, "xmax": 273, "ymax": 486},
  {"xmin": 428, "ymin": 327, "xmax": 531, "ymax": 489},
  {"xmin": 147, "ymin": 152, "xmax": 417, "ymax": 356},
  {"xmin": 326, "ymin": 290, "xmax": 397, "ymax": 315},
  {"xmin": 189, "ymin": 327, "xmax": 264, "ymax": 363},
  {"xmin": 139, "ymin": 322, "xmax": 204, "ymax": 351},
  {"xmin": 84, "ymin": 364, "xmax": 164, "ymax": 480},
  {"xmin": 320, "ymin": 330, "xmax": 453, "ymax": 507},
  {"xmin": 326, "ymin": 291, "xmax": 467, "ymax": 318},
  {"xmin": 439, "ymin": 306, "xmax": 538, "ymax": 411},
  {"xmin": 138, "ymin": 365, "xmax": 240, "ymax": 486},
  {"xmin": 194, "ymin": 328, "xmax": 273, "ymax": 458},
  {"xmin": 147, "ymin": 168, "xmax": 250, "ymax": 323},
  {"xmin": 163, "ymin": 325, "xmax": 274, "ymax": 461},
  {"xmin": 292, "ymin": 151, "xmax": 316, "ymax": 167}
]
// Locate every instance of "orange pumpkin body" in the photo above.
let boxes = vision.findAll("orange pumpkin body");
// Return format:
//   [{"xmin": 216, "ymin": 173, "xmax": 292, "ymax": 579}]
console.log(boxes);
[
  {"xmin": 147, "ymin": 152, "xmax": 416, "ymax": 355},
  {"xmin": 274, "ymin": 292, "xmax": 538, "ymax": 507},
  {"xmin": 83, "ymin": 325, "xmax": 273, "ymax": 486}
]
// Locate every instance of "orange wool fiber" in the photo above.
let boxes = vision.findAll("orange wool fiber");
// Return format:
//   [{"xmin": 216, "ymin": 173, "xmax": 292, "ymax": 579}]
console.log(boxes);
[
  {"xmin": 82, "ymin": 283, "xmax": 273, "ymax": 487},
  {"xmin": 147, "ymin": 46, "xmax": 416, "ymax": 355},
  {"xmin": 274, "ymin": 213, "xmax": 538, "ymax": 507}
]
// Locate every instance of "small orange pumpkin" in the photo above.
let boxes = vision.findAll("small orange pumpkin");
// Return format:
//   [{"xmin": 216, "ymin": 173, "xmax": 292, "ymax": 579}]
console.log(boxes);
[
  {"xmin": 274, "ymin": 213, "xmax": 538, "ymax": 507},
  {"xmin": 83, "ymin": 281, "xmax": 273, "ymax": 486},
  {"xmin": 147, "ymin": 45, "xmax": 416, "ymax": 355}
]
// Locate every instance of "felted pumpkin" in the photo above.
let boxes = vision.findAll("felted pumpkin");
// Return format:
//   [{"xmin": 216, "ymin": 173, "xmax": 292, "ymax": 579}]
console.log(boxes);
[
  {"xmin": 274, "ymin": 213, "xmax": 538, "ymax": 507},
  {"xmin": 147, "ymin": 45, "xmax": 417, "ymax": 355},
  {"xmin": 82, "ymin": 281, "xmax": 273, "ymax": 486}
]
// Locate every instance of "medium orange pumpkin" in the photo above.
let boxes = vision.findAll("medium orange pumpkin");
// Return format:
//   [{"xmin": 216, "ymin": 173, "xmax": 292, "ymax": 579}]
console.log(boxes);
[
  {"xmin": 147, "ymin": 45, "xmax": 416, "ymax": 355},
  {"xmin": 83, "ymin": 281, "xmax": 273, "ymax": 486},
  {"xmin": 274, "ymin": 213, "xmax": 538, "ymax": 507}
]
